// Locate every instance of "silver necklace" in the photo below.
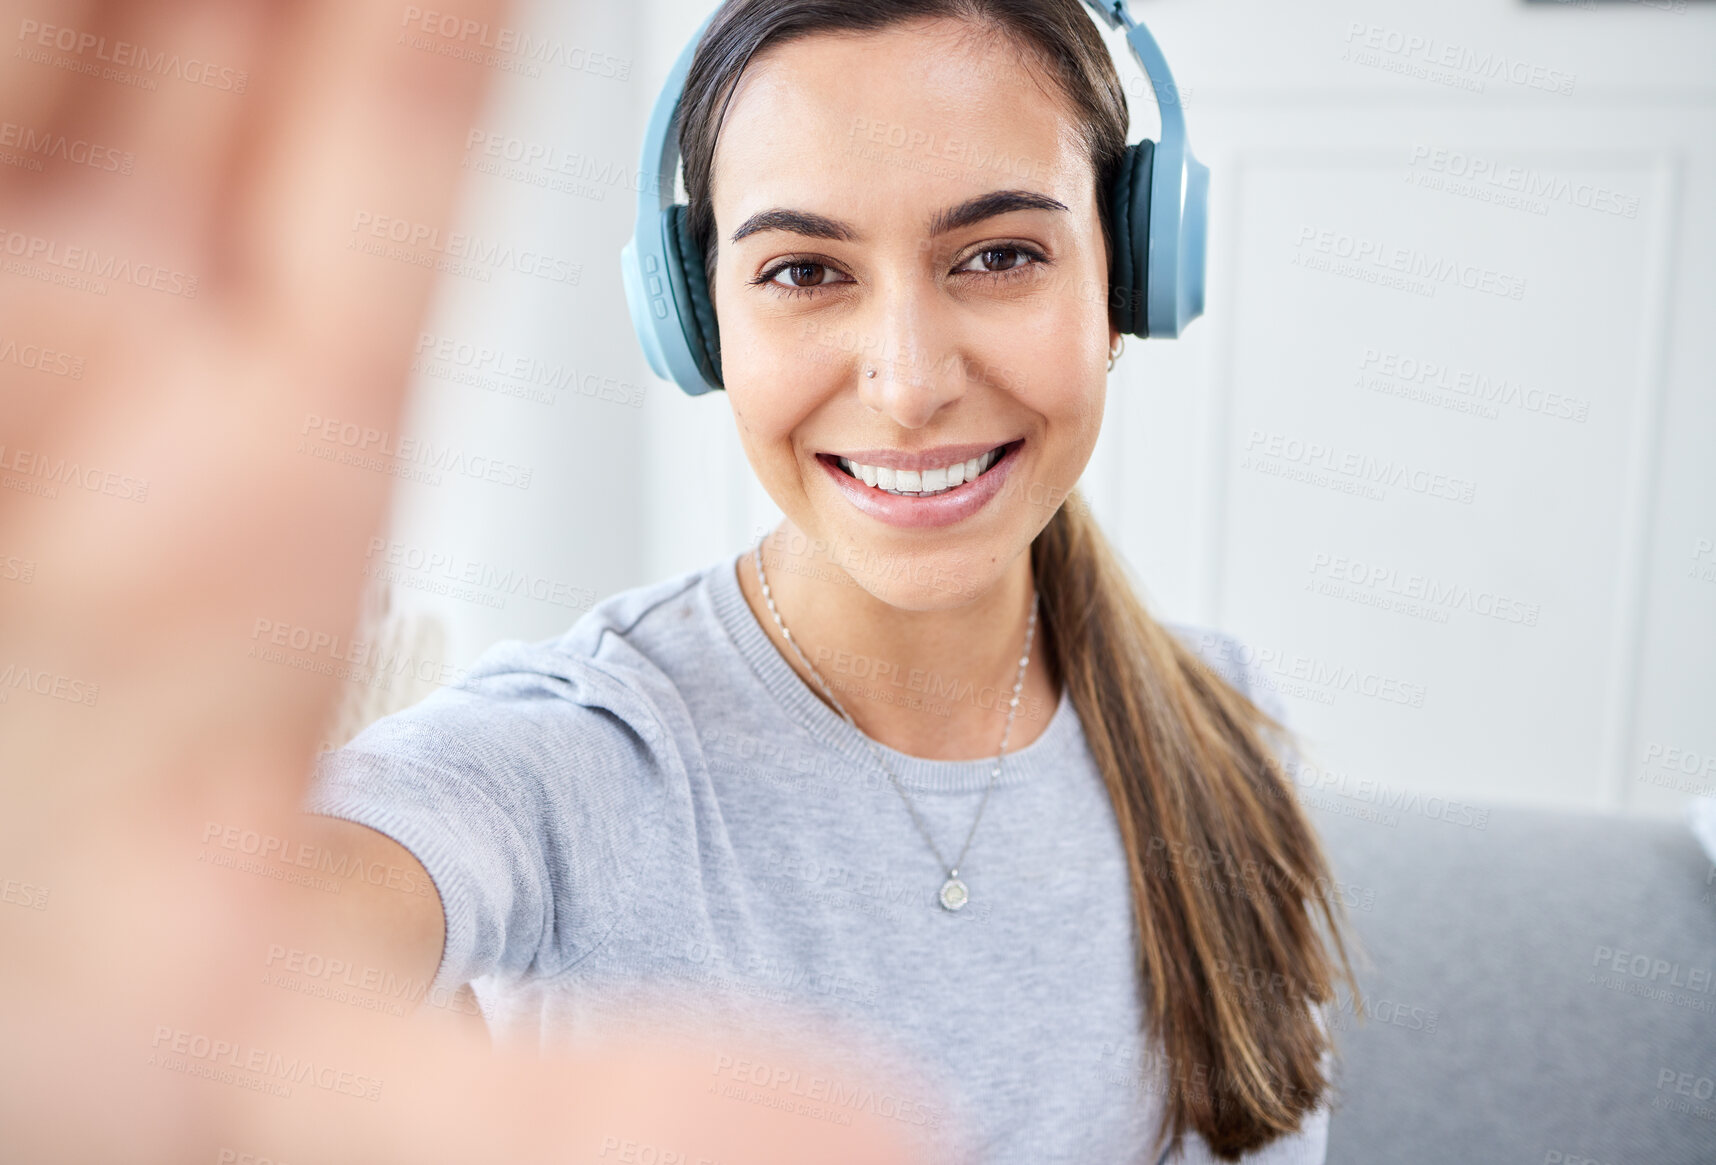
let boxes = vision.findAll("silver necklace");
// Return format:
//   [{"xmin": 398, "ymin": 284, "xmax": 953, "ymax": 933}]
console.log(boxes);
[{"xmin": 752, "ymin": 537, "xmax": 1039, "ymax": 912}]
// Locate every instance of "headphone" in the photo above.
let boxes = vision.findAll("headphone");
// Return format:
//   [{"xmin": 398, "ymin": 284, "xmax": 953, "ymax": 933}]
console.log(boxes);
[{"xmin": 620, "ymin": 0, "xmax": 1208, "ymax": 397}]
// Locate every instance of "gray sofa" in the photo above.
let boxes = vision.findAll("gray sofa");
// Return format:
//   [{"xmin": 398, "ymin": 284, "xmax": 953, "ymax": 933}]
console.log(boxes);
[{"xmin": 1309, "ymin": 800, "xmax": 1716, "ymax": 1164}]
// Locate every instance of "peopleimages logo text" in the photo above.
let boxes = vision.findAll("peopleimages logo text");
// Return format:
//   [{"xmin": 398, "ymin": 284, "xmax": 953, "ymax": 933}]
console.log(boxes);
[
  {"xmin": 398, "ymin": 7, "xmax": 631, "ymax": 80},
  {"xmin": 15, "ymin": 19, "xmax": 249, "ymax": 91},
  {"xmin": 149, "ymin": 1026, "xmax": 382, "ymax": 1101},
  {"xmin": 0, "ymin": 228, "xmax": 197, "ymax": 297},
  {"xmin": 1408, "ymin": 146, "xmax": 1638, "ymax": 219},
  {"xmin": 1295, "ymin": 226, "xmax": 1526, "ymax": 301},
  {"xmin": 1342, "ymin": 23, "xmax": 1576, "ymax": 95}
]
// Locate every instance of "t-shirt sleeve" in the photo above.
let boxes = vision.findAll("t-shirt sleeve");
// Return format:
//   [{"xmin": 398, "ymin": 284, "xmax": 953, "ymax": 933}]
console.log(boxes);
[
  {"xmin": 1169, "ymin": 623, "xmax": 1304, "ymax": 776},
  {"xmin": 302, "ymin": 643, "xmax": 669, "ymax": 997},
  {"xmin": 1170, "ymin": 624, "xmax": 1290, "ymax": 726}
]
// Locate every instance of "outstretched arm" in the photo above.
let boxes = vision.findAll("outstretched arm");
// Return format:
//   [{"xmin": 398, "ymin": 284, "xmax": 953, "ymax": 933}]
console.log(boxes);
[{"xmin": 0, "ymin": 2, "xmax": 927, "ymax": 1161}]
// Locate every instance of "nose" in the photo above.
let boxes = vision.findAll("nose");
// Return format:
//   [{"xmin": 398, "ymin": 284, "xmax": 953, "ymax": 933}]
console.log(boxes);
[{"xmin": 853, "ymin": 272, "xmax": 969, "ymax": 428}]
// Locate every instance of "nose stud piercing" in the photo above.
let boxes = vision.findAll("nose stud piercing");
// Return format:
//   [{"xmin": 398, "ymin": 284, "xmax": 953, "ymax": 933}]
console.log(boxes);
[{"xmin": 865, "ymin": 367, "xmax": 876, "ymax": 378}]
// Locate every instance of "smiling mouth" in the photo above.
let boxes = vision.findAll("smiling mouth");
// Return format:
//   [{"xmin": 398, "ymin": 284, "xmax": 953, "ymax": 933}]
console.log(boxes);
[{"xmin": 822, "ymin": 440, "xmax": 1021, "ymax": 498}]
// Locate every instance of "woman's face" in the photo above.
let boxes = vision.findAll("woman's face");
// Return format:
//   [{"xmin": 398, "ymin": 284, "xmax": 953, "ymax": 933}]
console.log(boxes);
[{"xmin": 710, "ymin": 18, "xmax": 1116, "ymax": 610}]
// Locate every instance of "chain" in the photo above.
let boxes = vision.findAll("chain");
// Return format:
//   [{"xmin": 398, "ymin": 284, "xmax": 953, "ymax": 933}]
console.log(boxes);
[{"xmin": 752, "ymin": 536, "xmax": 1038, "ymax": 887}]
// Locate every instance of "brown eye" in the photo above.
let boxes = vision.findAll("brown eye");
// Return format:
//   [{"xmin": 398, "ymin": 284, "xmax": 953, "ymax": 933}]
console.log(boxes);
[
  {"xmin": 751, "ymin": 257, "xmax": 853, "ymax": 298},
  {"xmin": 956, "ymin": 245, "xmax": 1043, "ymax": 275},
  {"xmin": 772, "ymin": 262, "xmax": 833, "ymax": 288}
]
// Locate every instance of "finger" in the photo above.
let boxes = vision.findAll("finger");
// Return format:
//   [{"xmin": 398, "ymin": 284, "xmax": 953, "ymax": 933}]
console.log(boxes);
[
  {"xmin": 0, "ymin": 0, "xmax": 104, "ymax": 202},
  {"xmin": 0, "ymin": 0, "xmax": 269, "ymax": 238},
  {"xmin": 0, "ymin": 1, "xmax": 509, "ymax": 1158},
  {"xmin": 0, "ymin": 0, "xmax": 513, "ymax": 823},
  {"xmin": 238, "ymin": 0, "xmax": 509, "ymax": 368},
  {"xmin": 0, "ymin": 0, "xmax": 517, "ymax": 996},
  {"xmin": 0, "ymin": 0, "xmax": 272, "ymax": 485}
]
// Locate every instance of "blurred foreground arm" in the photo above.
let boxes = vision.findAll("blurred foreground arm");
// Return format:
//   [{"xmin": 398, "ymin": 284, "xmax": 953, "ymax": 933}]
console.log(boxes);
[{"xmin": 0, "ymin": 1, "xmax": 928, "ymax": 1161}]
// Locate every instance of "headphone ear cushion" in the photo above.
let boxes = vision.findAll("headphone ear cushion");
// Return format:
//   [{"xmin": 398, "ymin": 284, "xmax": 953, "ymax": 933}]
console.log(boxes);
[
  {"xmin": 1107, "ymin": 140, "xmax": 1154, "ymax": 337},
  {"xmin": 666, "ymin": 203, "xmax": 724, "ymax": 388},
  {"xmin": 1109, "ymin": 146, "xmax": 1134, "ymax": 329}
]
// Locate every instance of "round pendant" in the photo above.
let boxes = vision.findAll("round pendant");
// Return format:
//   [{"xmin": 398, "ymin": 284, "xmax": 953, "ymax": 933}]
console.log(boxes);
[{"xmin": 938, "ymin": 877, "xmax": 969, "ymax": 912}]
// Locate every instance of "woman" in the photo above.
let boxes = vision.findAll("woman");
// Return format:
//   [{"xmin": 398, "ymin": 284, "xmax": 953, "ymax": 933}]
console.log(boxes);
[{"xmin": 307, "ymin": 1, "xmax": 1360, "ymax": 1161}]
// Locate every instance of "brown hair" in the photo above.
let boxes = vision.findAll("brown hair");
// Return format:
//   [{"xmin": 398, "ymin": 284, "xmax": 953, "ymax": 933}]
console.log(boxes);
[{"xmin": 676, "ymin": 2, "xmax": 1362, "ymax": 1158}]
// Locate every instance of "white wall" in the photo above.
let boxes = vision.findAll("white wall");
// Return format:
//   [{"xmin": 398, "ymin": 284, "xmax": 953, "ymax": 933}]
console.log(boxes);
[
  {"xmin": 1094, "ymin": 0, "xmax": 1716, "ymax": 821},
  {"xmin": 370, "ymin": 0, "xmax": 1716, "ymax": 821},
  {"xmin": 369, "ymin": 0, "xmax": 647, "ymax": 675}
]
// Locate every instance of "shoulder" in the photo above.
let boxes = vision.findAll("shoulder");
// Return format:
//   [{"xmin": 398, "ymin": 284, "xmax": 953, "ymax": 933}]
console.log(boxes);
[
  {"xmin": 443, "ymin": 558, "xmax": 719, "ymax": 729},
  {"xmin": 1159, "ymin": 620, "xmax": 1288, "ymax": 727},
  {"xmin": 307, "ymin": 562, "xmax": 730, "ymax": 979},
  {"xmin": 1159, "ymin": 620, "xmax": 1253, "ymax": 694},
  {"xmin": 323, "ymin": 559, "xmax": 725, "ymax": 795},
  {"xmin": 479, "ymin": 562, "xmax": 708, "ymax": 716}
]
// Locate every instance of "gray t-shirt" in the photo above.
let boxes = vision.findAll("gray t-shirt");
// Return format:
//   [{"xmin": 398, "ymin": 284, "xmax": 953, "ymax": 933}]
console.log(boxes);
[{"xmin": 306, "ymin": 547, "xmax": 1330, "ymax": 1164}]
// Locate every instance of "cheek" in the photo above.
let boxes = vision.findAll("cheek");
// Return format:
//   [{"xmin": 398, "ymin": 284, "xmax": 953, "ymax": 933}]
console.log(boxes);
[
  {"xmin": 724, "ymin": 306, "xmax": 845, "ymax": 421},
  {"xmin": 988, "ymin": 307, "xmax": 1107, "ymax": 420},
  {"xmin": 724, "ymin": 364, "xmax": 818, "ymax": 469}
]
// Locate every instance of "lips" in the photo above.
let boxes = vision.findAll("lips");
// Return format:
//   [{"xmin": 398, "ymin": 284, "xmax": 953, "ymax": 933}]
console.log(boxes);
[
  {"xmin": 825, "ymin": 440, "xmax": 1018, "ymax": 496},
  {"xmin": 815, "ymin": 439, "xmax": 1024, "ymax": 530}
]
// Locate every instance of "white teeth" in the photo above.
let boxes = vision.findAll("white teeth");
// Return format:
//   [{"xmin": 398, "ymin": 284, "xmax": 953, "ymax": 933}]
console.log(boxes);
[{"xmin": 836, "ymin": 445, "xmax": 1008, "ymax": 496}]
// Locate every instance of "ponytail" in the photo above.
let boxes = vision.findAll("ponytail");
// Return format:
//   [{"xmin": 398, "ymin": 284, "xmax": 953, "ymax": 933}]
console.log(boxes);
[{"xmin": 1031, "ymin": 490, "xmax": 1363, "ymax": 1160}]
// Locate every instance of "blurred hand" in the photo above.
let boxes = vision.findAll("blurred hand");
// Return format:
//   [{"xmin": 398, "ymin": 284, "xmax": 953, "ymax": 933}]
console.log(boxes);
[{"xmin": 0, "ymin": 1, "xmax": 937, "ymax": 1161}]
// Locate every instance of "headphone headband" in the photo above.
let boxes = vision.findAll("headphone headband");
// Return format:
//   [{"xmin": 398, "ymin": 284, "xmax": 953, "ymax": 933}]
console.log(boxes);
[
  {"xmin": 1085, "ymin": 0, "xmax": 1208, "ymax": 338},
  {"xmin": 621, "ymin": 0, "xmax": 1207, "ymax": 396}
]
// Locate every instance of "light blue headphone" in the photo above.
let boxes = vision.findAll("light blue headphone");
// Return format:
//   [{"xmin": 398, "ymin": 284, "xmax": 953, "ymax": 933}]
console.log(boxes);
[{"xmin": 620, "ymin": 0, "xmax": 1208, "ymax": 397}]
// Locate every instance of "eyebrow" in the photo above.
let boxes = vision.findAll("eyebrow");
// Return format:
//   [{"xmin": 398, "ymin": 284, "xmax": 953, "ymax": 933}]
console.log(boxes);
[{"xmin": 728, "ymin": 188, "xmax": 1070, "ymax": 245}]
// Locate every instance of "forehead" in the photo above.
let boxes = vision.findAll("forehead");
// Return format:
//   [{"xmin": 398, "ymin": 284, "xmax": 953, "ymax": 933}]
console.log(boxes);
[{"xmin": 710, "ymin": 19, "xmax": 1092, "ymax": 232}]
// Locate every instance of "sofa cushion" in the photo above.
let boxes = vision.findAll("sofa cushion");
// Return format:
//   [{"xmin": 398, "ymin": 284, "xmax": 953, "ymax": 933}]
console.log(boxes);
[{"xmin": 1306, "ymin": 800, "xmax": 1716, "ymax": 1165}]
